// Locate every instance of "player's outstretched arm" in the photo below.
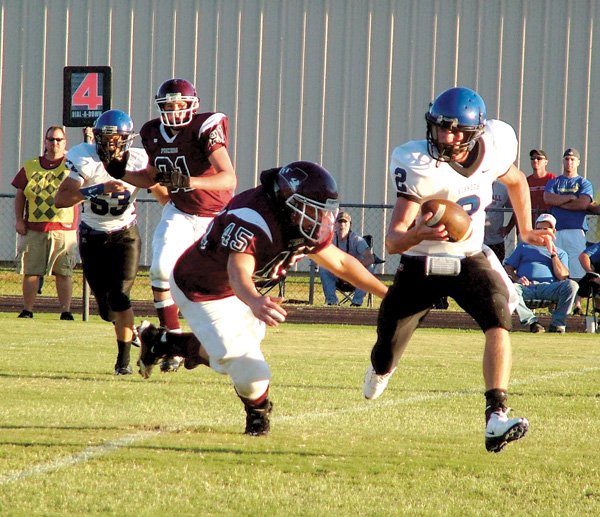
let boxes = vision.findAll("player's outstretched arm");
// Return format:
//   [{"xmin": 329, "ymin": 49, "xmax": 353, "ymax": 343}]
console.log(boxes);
[{"xmin": 312, "ymin": 245, "xmax": 388, "ymax": 299}]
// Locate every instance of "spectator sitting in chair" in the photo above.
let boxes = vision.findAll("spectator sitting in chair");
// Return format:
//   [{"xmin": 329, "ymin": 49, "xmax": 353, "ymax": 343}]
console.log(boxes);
[
  {"xmin": 504, "ymin": 213, "xmax": 579, "ymax": 333},
  {"xmin": 319, "ymin": 211, "xmax": 375, "ymax": 306},
  {"xmin": 577, "ymin": 241, "xmax": 600, "ymax": 306}
]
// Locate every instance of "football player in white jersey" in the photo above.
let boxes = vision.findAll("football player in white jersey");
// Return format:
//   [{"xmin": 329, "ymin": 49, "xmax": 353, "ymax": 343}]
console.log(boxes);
[
  {"xmin": 56, "ymin": 109, "xmax": 159, "ymax": 375},
  {"xmin": 363, "ymin": 87, "xmax": 554, "ymax": 453}
]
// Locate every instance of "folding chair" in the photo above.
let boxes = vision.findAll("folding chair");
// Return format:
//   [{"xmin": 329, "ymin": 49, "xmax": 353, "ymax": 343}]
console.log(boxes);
[
  {"xmin": 335, "ymin": 279, "xmax": 357, "ymax": 306},
  {"xmin": 335, "ymin": 234, "xmax": 385, "ymax": 308},
  {"xmin": 256, "ymin": 278, "xmax": 286, "ymax": 298},
  {"xmin": 577, "ymin": 272, "xmax": 600, "ymax": 329}
]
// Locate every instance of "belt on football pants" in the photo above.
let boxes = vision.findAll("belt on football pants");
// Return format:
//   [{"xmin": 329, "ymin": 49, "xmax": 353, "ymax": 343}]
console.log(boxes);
[
  {"xmin": 399, "ymin": 252, "xmax": 483, "ymax": 276},
  {"xmin": 79, "ymin": 220, "xmax": 137, "ymax": 237}
]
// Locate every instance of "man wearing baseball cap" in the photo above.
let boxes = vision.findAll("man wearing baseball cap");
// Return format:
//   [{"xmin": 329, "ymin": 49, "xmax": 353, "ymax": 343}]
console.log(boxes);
[
  {"xmin": 543, "ymin": 147, "xmax": 593, "ymax": 283},
  {"xmin": 504, "ymin": 213, "xmax": 579, "ymax": 333},
  {"xmin": 527, "ymin": 149, "xmax": 556, "ymax": 215},
  {"xmin": 319, "ymin": 211, "xmax": 375, "ymax": 306}
]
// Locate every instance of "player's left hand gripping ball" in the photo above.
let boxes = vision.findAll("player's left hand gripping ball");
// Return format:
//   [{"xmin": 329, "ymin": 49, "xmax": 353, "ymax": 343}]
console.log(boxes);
[
  {"xmin": 421, "ymin": 199, "xmax": 473, "ymax": 242},
  {"xmin": 104, "ymin": 152, "xmax": 129, "ymax": 179}
]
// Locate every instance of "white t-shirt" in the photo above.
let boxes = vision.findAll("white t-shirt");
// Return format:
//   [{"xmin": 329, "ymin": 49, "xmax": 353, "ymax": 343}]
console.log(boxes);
[{"xmin": 66, "ymin": 143, "xmax": 148, "ymax": 232}]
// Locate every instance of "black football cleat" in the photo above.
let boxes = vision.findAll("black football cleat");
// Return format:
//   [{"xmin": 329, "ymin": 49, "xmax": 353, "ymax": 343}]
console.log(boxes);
[{"xmin": 244, "ymin": 399, "xmax": 273, "ymax": 436}]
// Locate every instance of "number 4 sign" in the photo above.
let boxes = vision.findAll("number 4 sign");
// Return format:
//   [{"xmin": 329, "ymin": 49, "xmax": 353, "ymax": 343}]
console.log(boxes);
[{"xmin": 63, "ymin": 66, "xmax": 111, "ymax": 127}]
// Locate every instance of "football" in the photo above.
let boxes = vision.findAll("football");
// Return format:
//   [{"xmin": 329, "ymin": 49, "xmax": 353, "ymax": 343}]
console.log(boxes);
[{"xmin": 421, "ymin": 199, "xmax": 473, "ymax": 242}]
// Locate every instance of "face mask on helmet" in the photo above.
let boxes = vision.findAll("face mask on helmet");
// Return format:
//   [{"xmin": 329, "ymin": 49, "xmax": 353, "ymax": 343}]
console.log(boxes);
[
  {"xmin": 92, "ymin": 109, "xmax": 135, "ymax": 163},
  {"xmin": 425, "ymin": 87, "xmax": 486, "ymax": 162},
  {"xmin": 273, "ymin": 162, "xmax": 339, "ymax": 245},
  {"xmin": 155, "ymin": 78, "xmax": 200, "ymax": 128}
]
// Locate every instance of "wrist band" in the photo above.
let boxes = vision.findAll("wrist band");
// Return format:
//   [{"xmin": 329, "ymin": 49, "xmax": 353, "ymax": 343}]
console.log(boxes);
[
  {"xmin": 80, "ymin": 183, "xmax": 105, "ymax": 199},
  {"xmin": 550, "ymin": 254, "xmax": 557, "ymax": 258}
]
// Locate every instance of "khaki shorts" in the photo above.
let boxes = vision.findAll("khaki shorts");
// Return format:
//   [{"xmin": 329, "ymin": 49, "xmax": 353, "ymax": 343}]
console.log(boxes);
[{"xmin": 16, "ymin": 229, "xmax": 77, "ymax": 276}]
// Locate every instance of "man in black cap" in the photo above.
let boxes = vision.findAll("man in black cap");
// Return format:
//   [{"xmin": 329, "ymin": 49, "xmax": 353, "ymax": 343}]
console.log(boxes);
[
  {"xmin": 527, "ymin": 149, "xmax": 556, "ymax": 217},
  {"xmin": 543, "ymin": 148, "xmax": 593, "ymax": 283}
]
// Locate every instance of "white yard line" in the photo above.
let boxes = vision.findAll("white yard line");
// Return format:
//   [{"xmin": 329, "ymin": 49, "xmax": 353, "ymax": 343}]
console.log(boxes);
[{"xmin": 1, "ymin": 366, "xmax": 598, "ymax": 485}]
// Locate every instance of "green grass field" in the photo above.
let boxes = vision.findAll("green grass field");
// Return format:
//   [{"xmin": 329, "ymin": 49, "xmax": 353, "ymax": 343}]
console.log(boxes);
[{"xmin": 1, "ymin": 314, "xmax": 599, "ymax": 516}]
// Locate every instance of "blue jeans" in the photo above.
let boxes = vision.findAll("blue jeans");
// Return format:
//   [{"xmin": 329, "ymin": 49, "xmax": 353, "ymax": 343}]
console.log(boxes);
[
  {"xmin": 514, "ymin": 279, "xmax": 579, "ymax": 328},
  {"xmin": 319, "ymin": 266, "xmax": 370, "ymax": 306}
]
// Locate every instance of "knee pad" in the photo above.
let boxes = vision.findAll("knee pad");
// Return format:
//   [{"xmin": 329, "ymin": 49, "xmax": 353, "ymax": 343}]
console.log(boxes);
[
  {"xmin": 149, "ymin": 248, "xmax": 176, "ymax": 288},
  {"xmin": 226, "ymin": 355, "xmax": 271, "ymax": 400},
  {"xmin": 108, "ymin": 291, "xmax": 131, "ymax": 313}
]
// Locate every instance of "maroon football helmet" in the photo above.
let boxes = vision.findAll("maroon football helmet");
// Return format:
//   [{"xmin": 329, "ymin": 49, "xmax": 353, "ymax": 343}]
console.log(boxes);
[
  {"xmin": 155, "ymin": 78, "xmax": 200, "ymax": 127},
  {"xmin": 272, "ymin": 161, "xmax": 339, "ymax": 245}
]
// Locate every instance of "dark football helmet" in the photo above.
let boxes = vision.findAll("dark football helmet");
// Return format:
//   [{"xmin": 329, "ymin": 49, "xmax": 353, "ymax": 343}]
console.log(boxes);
[
  {"xmin": 425, "ymin": 87, "xmax": 486, "ymax": 162},
  {"xmin": 155, "ymin": 78, "xmax": 200, "ymax": 127},
  {"xmin": 267, "ymin": 161, "xmax": 339, "ymax": 245},
  {"xmin": 92, "ymin": 109, "xmax": 135, "ymax": 163}
]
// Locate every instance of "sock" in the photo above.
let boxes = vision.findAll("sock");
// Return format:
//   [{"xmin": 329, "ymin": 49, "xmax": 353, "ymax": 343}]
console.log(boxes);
[
  {"xmin": 485, "ymin": 388, "xmax": 508, "ymax": 421},
  {"xmin": 154, "ymin": 297, "xmax": 181, "ymax": 330},
  {"xmin": 116, "ymin": 340, "xmax": 132, "ymax": 368},
  {"xmin": 238, "ymin": 387, "xmax": 270, "ymax": 409}
]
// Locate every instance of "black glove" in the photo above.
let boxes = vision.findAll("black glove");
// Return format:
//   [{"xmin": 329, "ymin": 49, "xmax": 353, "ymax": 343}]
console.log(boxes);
[
  {"xmin": 104, "ymin": 152, "xmax": 129, "ymax": 179},
  {"xmin": 156, "ymin": 166, "xmax": 191, "ymax": 189}
]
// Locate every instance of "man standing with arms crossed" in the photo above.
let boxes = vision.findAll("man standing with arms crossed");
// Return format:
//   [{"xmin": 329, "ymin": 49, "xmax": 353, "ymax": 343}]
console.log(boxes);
[{"xmin": 543, "ymin": 148, "xmax": 593, "ymax": 283}]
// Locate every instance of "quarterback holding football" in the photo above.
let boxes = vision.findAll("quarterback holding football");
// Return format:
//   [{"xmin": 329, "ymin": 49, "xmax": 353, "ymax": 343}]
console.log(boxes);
[{"xmin": 363, "ymin": 87, "xmax": 554, "ymax": 453}]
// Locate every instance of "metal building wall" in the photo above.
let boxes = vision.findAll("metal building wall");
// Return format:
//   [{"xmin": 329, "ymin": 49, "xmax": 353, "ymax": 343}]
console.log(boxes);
[{"xmin": 2, "ymin": 0, "xmax": 600, "ymax": 257}]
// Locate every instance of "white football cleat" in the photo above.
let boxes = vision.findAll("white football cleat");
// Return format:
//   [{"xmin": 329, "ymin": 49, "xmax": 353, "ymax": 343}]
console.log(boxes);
[
  {"xmin": 160, "ymin": 355, "xmax": 184, "ymax": 373},
  {"xmin": 485, "ymin": 408, "xmax": 529, "ymax": 453},
  {"xmin": 363, "ymin": 365, "xmax": 396, "ymax": 400}
]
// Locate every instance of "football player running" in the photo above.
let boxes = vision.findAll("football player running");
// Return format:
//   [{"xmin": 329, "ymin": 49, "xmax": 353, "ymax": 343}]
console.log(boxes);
[
  {"xmin": 55, "ymin": 110, "xmax": 161, "ymax": 375},
  {"xmin": 363, "ymin": 87, "xmax": 554, "ymax": 453},
  {"xmin": 135, "ymin": 161, "xmax": 388, "ymax": 436},
  {"xmin": 103, "ymin": 78, "xmax": 236, "ymax": 374}
]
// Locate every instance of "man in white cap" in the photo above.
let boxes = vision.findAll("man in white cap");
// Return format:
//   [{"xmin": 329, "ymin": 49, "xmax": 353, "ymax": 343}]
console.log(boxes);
[{"xmin": 504, "ymin": 213, "xmax": 579, "ymax": 333}]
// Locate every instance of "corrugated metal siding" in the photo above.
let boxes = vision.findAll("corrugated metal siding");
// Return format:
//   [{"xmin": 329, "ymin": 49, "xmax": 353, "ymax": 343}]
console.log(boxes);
[{"xmin": 3, "ymin": 0, "xmax": 600, "ymax": 259}]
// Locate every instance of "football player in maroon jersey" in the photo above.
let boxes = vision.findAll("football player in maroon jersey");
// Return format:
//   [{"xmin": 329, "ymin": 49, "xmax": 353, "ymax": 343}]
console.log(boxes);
[
  {"xmin": 103, "ymin": 78, "xmax": 236, "ymax": 373},
  {"xmin": 134, "ymin": 161, "xmax": 388, "ymax": 436}
]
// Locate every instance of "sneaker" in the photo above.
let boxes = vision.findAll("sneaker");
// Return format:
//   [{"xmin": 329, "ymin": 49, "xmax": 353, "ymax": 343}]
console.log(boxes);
[
  {"xmin": 17, "ymin": 310, "xmax": 33, "ymax": 318},
  {"xmin": 131, "ymin": 326, "xmax": 141, "ymax": 348},
  {"xmin": 350, "ymin": 303, "xmax": 362, "ymax": 307},
  {"xmin": 529, "ymin": 322, "xmax": 545, "ymax": 333},
  {"xmin": 160, "ymin": 356, "xmax": 184, "ymax": 373},
  {"xmin": 114, "ymin": 365, "xmax": 133, "ymax": 375},
  {"xmin": 363, "ymin": 365, "xmax": 396, "ymax": 400},
  {"xmin": 60, "ymin": 311, "xmax": 74, "ymax": 321},
  {"xmin": 244, "ymin": 400, "xmax": 273, "ymax": 436},
  {"xmin": 485, "ymin": 408, "xmax": 529, "ymax": 453},
  {"xmin": 137, "ymin": 320, "xmax": 167, "ymax": 379},
  {"xmin": 572, "ymin": 306, "xmax": 583, "ymax": 316},
  {"xmin": 548, "ymin": 324, "xmax": 566, "ymax": 333}
]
